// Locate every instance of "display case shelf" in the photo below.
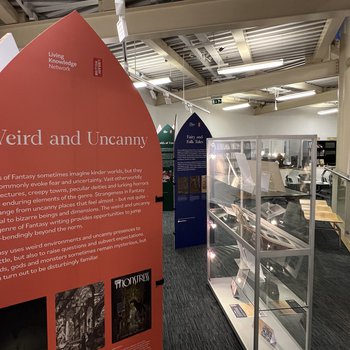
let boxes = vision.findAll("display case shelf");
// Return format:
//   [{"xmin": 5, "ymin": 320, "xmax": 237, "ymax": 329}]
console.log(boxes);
[
  {"xmin": 207, "ymin": 135, "xmax": 316, "ymax": 350},
  {"xmin": 209, "ymin": 276, "xmax": 305, "ymax": 350}
]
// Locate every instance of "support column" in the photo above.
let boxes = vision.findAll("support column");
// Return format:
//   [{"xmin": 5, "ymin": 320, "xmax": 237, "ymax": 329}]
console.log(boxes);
[{"xmin": 337, "ymin": 17, "xmax": 350, "ymax": 234}]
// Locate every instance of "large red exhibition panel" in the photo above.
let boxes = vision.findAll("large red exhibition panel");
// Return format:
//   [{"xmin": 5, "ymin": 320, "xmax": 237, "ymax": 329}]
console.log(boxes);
[{"xmin": 0, "ymin": 12, "xmax": 162, "ymax": 350}]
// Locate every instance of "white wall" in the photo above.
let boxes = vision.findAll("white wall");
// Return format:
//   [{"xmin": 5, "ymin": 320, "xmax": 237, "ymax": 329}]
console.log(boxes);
[
  {"xmin": 138, "ymin": 89, "xmax": 337, "ymax": 140},
  {"xmin": 0, "ymin": 33, "xmax": 19, "ymax": 72},
  {"xmin": 248, "ymin": 106, "xmax": 337, "ymax": 140}
]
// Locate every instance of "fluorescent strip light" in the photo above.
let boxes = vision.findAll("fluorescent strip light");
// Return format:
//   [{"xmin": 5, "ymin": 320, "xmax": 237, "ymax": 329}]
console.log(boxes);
[
  {"xmin": 217, "ymin": 59, "xmax": 283, "ymax": 75},
  {"xmin": 317, "ymin": 108, "xmax": 338, "ymax": 115},
  {"xmin": 129, "ymin": 72, "xmax": 210, "ymax": 114},
  {"xmin": 133, "ymin": 81, "xmax": 147, "ymax": 88},
  {"xmin": 149, "ymin": 77, "xmax": 172, "ymax": 85},
  {"xmin": 276, "ymin": 90, "xmax": 316, "ymax": 101},
  {"xmin": 133, "ymin": 76, "xmax": 171, "ymax": 89},
  {"xmin": 222, "ymin": 103, "xmax": 250, "ymax": 111}
]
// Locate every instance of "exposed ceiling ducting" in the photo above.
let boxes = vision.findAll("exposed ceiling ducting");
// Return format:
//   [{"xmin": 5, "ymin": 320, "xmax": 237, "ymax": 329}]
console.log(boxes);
[{"xmin": 0, "ymin": 0, "xmax": 346, "ymax": 112}]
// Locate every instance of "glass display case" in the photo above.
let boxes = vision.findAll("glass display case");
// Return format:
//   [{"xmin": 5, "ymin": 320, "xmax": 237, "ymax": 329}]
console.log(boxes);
[{"xmin": 207, "ymin": 135, "xmax": 316, "ymax": 350}]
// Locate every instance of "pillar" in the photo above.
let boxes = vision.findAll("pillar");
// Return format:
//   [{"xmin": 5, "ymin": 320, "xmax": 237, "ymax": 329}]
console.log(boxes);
[{"xmin": 337, "ymin": 17, "xmax": 350, "ymax": 234}]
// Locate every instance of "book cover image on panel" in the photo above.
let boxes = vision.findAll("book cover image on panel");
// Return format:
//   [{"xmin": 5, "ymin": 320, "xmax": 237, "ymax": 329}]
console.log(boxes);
[
  {"xmin": 0, "ymin": 297, "xmax": 48, "ymax": 349},
  {"xmin": 189, "ymin": 175, "xmax": 201, "ymax": 194},
  {"xmin": 111, "ymin": 269, "xmax": 152, "ymax": 343},
  {"xmin": 56, "ymin": 282, "xmax": 105, "ymax": 350},
  {"xmin": 177, "ymin": 176, "xmax": 189, "ymax": 194}
]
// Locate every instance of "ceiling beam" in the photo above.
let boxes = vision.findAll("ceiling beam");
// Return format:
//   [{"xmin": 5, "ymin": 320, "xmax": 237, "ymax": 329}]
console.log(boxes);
[
  {"xmin": 231, "ymin": 29, "xmax": 252, "ymax": 63},
  {"xmin": 98, "ymin": 0, "xmax": 116, "ymax": 12},
  {"xmin": 32, "ymin": 0, "xmax": 95, "ymax": 18},
  {"xmin": 195, "ymin": 33, "xmax": 225, "ymax": 66},
  {"xmin": 143, "ymin": 38, "xmax": 206, "ymax": 86},
  {"xmin": 312, "ymin": 17, "xmax": 345, "ymax": 62},
  {"xmin": 157, "ymin": 60, "xmax": 338, "ymax": 103},
  {"xmin": 0, "ymin": 1, "xmax": 19, "ymax": 24},
  {"xmin": 125, "ymin": 0, "xmax": 350, "ymax": 41},
  {"xmin": 254, "ymin": 89, "xmax": 338, "ymax": 115},
  {"xmin": 230, "ymin": 90, "xmax": 275, "ymax": 100},
  {"xmin": 14, "ymin": 0, "xmax": 38, "ymax": 21},
  {"xmin": 0, "ymin": 10, "xmax": 118, "ymax": 48},
  {"xmin": 178, "ymin": 34, "xmax": 219, "ymax": 78},
  {"xmin": 2, "ymin": 0, "xmax": 350, "ymax": 48},
  {"xmin": 330, "ymin": 44, "xmax": 340, "ymax": 60}
]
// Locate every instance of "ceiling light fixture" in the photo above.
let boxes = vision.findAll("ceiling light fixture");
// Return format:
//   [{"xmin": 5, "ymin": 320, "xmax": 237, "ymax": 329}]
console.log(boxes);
[
  {"xmin": 276, "ymin": 90, "xmax": 316, "ymax": 102},
  {"xmin": 222, "ymin": 103, "xmax": 250, "ymax": 111},
  {"xmin": 317, "ymin": 108, "xmax": 339, "ymax": 115},
  {"xmin": 217, "ymin": 59, "xmax": 283, "ymax": 75},
  {"xmin": 133, "ymin": 76, "xmax": 172, "ymax": 89},
  {"xmin": 163, "ymin": 91, "xmax": 172, "ymax": 105},
  {"xmin": 149, "ymin": 77, "xmax": 172, "ymax": 85},
  {"xmin": 149, "ymin": 90, "xmax": 157, "ymax": 100},
  {"xmin": 130, "ymin": 73, "xmax": 210, "ymax": 114},
  {"xmin": 115, "ymin": 0, "xmax": 127, "ymax": 42},
  {"xmin": 133, "ymin": 81, "xmax": 147, "ymax": 88}
]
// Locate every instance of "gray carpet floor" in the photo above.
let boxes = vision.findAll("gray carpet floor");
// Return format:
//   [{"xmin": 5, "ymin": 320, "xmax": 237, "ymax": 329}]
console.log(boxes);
[{"xmin": 162, "ymin": 211, "xmax": 350, "ymax": 350}]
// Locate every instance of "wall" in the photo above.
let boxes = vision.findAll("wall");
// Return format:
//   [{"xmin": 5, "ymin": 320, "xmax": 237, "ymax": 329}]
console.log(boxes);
[{"xmin": 139, "ymin": 89, "xmax": 337, "ymax": 140}]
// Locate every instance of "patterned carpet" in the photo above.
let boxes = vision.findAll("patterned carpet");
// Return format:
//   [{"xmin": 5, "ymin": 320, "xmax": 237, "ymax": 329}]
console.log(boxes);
[
  {"xmin": 162, "ymin": 212, "xmax": 350, "ymax": 350},
  {"xmin": 162, "ymin": 212, "xmax": 241, "ymax": 350}
]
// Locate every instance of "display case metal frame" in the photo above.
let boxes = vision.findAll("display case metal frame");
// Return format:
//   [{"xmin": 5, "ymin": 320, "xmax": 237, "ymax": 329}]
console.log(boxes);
[{"xmin": 207, "ymin": 135, "xmax": 316, "ymax": 350}]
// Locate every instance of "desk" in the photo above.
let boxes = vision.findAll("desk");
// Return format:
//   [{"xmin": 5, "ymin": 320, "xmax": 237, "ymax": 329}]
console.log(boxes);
[
  {"xmin": 299, "ymin": 199, "xmax": 343, "ymax": 248},
  {"xmin": 300, "ymin": 199, "xmax": 328, "ymax": 206},
  {"xmin": 301, "ymin": 205, "xmax": 332, "ymax": 213}
]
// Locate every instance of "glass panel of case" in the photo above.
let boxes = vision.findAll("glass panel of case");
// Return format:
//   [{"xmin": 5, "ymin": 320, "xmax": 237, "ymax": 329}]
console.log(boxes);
[
  {"xmin": 258, "ymin": 138, "xmax": 314, "ymax": 250},
  {"xmin": 209, "ymin": 138, "xmax": 258, "ymax": 249},
  {"xmin": 257, "ymin": 309, "xmax": 307, "ymax": 349},
  {"xmin": 259, "ymin": 256, "xmax": 309, "ymax": 309},
  {"xmin": 258, "ymin": 255, "xmax": 309, "ymax": 350},
  {"xmin": 208, "ymin": 219, "xmax": 256, "ymax": 348},
  {"xmin": 208, "ymin": 137, "xmax": 314, "ymax": 251},
  {"xmin": 258, "ymin": 256, "xmax": 309, "ymax": 350},
  {"xmin": 207, "ymin": 135, "xmax": 315, "ymax": 350}
]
